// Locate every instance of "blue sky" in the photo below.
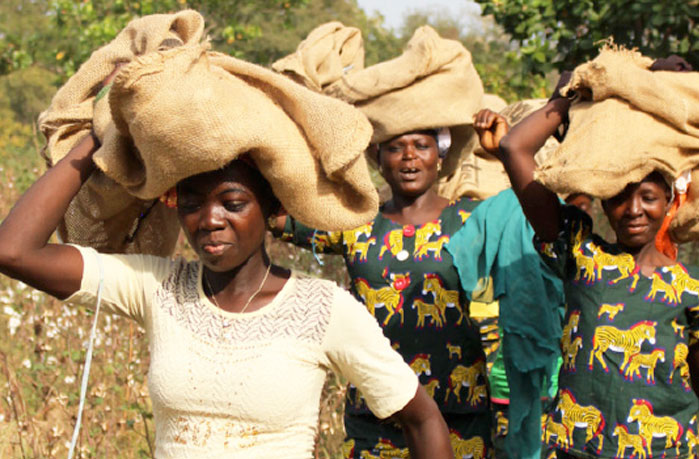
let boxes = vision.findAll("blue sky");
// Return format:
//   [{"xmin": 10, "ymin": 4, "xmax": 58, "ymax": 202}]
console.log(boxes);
[{"xmin": 355, "ymin": 0, "xmax": 482, "ymax": 31}]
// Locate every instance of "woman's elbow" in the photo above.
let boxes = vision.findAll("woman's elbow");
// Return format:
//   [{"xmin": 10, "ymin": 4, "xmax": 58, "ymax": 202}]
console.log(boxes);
[{"xmin": 0, "ymin": 242, "xmax": 23, "ymax": 275}]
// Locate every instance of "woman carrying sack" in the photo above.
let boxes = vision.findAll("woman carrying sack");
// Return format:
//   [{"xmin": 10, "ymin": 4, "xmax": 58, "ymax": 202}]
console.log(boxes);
[
  {"xmin": 474, "ymin": 51, "xmax": 699, "ymax": 459},
  {"xmin": 274, "ymin": 26, "xmax": 493, "ymax": 457},
  {"xmin": 0, "ymin": 45, "xmax": 455, "ymax": 458}
]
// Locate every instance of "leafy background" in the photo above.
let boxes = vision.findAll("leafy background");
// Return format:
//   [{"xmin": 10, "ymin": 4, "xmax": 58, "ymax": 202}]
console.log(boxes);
[{"xmin": 0, "ymin": 0, "xmax": 696, "ymax": 456}]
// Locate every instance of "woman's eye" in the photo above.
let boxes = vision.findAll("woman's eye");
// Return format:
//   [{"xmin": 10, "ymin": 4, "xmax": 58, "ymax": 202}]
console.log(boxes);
[
  {"xmin": 415, "ymin": 143, "xmax": 430, "ymax": 150},
  {"xmin": 177, "ymin": 201, "xmax": 200, "ymax": 212},
  {"xmin": 224, "ymin": 201, "xmax": 246, "ymax": 212},
  {"xmin": 386, "ymin": 146, "xmax": 402, "ymax": 153}
]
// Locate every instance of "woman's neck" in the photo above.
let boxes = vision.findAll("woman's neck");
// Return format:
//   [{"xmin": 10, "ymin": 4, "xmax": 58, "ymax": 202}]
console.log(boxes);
[
  {"xmin": 203, "ymin": 250, "xmax": 280, "ymax": 313},
  {"xmin": 382, "ymin": 189, "xmax": 449, "ymax": 226},
  {"xmin": 623, "ymin": 241, "xmax": 677, "ymax": 277}
]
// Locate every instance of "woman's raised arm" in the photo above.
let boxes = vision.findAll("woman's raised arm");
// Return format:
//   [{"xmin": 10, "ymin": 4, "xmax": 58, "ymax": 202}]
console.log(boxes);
[
  {"xmin": 0, "ymin": 132, "xmax": 98, "ymax": 299},
  {"xmin": 475, "ymin": 84, "xmax": 572, "ymax": 241}
]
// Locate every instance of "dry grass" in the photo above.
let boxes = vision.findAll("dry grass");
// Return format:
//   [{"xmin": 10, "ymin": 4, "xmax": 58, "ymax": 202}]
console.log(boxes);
[{"xmin": 0, "ymin": 160, "xmax": 349, "ymax": 458}]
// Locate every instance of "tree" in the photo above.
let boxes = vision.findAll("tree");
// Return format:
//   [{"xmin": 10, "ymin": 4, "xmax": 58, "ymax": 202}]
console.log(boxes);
[
  {"xmin": 0, "ymin": 0, "xmax": 309, "ymax": 79},
  {"xmin": 475, "ymin": 0, "xmax": 699, "ymax": 75}
]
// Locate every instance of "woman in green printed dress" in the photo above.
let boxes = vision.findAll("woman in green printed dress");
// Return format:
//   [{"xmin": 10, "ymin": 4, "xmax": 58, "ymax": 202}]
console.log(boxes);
[
  {"xmin": 275, "ymin": 128, "xmax": 491, "ymax": 458},
  {"xmin": 474, "ymin": 70, "xmax": 699, "ymax": 458}
]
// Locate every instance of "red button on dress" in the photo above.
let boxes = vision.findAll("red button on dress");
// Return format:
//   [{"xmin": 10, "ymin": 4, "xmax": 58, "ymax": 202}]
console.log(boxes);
[{"xmin": 403, "ymin": 225, "xmax": 415, "ymax": 237}]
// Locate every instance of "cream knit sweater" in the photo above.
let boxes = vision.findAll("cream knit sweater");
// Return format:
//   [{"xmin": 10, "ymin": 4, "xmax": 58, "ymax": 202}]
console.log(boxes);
[{"xmin": 68, "ymin": 246, "xmax": 418, "ymax": 458}]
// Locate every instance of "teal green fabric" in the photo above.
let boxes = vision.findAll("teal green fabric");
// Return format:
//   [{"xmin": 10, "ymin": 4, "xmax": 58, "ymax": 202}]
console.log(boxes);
[{"xmin": 446, "ymin": 188, "xmax": 565, "ymax": 459}]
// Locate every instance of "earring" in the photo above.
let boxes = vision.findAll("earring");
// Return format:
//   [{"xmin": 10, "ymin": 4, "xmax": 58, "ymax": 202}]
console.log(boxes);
[
  {"xmin": 267, "ymin": 214, "xmax": 278, "ymax": 232},
  {"xmin": 378, "ymin": 165, "xmax": 384, "ymax": 174},
  {"xmin": 437, "ymin": 162, "xmax": 442, "ymax": 173}
]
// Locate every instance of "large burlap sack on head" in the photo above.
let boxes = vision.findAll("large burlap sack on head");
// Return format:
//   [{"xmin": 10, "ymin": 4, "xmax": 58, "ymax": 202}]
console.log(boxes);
[
  {"xmin": 38, "ymin": 11, "xmax": 205, "ymax": 255},
  {"xmin": 535, "ymin": 46, "xmax": 699, "ymax": 199},
  {"xmin": 271, "ymin": 21, "xmax": 364, "ymax": 92},
  {"xmin": 99, "ymin": 44, "xmax": 377, "ymax": 232},
  {"xmin": 324, "ymin": 25, "xmax": 485, "ymax": 178}
]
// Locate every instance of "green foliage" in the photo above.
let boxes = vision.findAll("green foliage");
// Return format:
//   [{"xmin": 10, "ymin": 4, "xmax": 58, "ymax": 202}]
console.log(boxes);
[
  {"xmin": 476, "ymin": 0, "xmax": 699, "ymax": 75},
  {"xmin": 0, "ymin": 0, "xmax": 309, "ymax": 79}
]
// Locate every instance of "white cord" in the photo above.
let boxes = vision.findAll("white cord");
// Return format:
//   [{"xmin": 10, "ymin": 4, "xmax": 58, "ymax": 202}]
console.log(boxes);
[{"xmin": 67, "ymin": 253, "xmax": 104, "ymax": 459}]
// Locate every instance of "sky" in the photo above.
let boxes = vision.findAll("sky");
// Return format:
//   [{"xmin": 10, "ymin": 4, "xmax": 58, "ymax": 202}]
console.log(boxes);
[{"xmin": 355, "ymin": 0, "xmax": 482, "ymax": 32}]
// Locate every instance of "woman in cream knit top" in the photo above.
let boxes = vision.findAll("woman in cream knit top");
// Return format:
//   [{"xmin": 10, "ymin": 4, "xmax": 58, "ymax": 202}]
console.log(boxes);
[{"xmin": 0, "ymin": 131, "xmax": 453, "ymax": 456}]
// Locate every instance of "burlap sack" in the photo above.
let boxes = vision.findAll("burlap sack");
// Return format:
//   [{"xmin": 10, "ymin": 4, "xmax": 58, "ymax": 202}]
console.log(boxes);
[
  {"xmin": 324, "ymin": 25, "xmax": 485, "ymax": 178},
  {"xmin": 271, "ymin": 22, "xmax": 364, "ymax": 92},
  {"xmin": 436, "ymin": 97, "xmax": 560, "ymax": 201},
  {"xmin": 99, "ymin": 44, "xmax": 377, "ymax": 232},
  {"xmin": 436, "ymin": 94, "xmax": 508, "ymax": 200},
  {"xmin": 535, "ymin": 46, "xmax": 699, "ymax": 200},
  {"xmin": 38, "ymin": 11, "xmax": 205, "ymax": 255}
]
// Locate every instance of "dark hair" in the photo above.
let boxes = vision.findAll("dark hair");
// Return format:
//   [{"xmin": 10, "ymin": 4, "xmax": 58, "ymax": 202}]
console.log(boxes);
[{"xmin": 225, "ymin": 159, "xmax": 281, "ymax": 217}]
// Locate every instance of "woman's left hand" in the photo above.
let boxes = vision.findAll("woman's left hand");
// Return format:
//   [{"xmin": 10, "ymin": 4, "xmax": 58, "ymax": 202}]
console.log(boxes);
[{"xmin": 474, "ymin": 109, "xmax": 510, "ymax": 156}]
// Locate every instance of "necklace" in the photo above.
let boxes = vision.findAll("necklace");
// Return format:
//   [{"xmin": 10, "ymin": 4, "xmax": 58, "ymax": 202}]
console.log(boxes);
[{"xmin": 204, "ymin": 263, "xmax": 273, "ymax": 314}]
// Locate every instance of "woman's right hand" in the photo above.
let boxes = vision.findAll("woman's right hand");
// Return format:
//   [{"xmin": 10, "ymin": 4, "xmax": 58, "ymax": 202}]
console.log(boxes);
[{"xmin": 474, "ymin": 109, "xmax": 509, "ymax": 156}]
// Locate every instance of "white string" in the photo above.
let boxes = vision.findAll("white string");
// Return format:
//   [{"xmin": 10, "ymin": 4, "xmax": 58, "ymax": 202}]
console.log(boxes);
[{"xmin": 67, "ymin": 253, "xmax": 104, "ymax": 459}]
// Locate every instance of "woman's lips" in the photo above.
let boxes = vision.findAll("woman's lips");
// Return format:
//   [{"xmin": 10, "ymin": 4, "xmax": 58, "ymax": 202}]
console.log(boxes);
[
  {"xmin": 624, "ymin": 223, "xmax": 648, "ymax": 235},
  {"xmin": 202, "ymin": 243, "xmax": 227, "ymax": 255},
  {"xmin": 399, "ymin": 168, "xmax": 420, "ymax": 180}
]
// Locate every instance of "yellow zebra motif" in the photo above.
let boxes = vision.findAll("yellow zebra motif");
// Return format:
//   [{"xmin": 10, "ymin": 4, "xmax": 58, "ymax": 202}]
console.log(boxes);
[
  {"xmin": 413, "ymin": 222, "xmax": 442, "ymax": 254},
  {"xmin": 424, "ymin": 378, "xmax": 440, "ymax": 398},
  {"xmin": 627, "ymin": 399, "xmax": 682, "ymax": 455},
  {"xmin": 458, "ymin": 209, "xmax": 471, "ymax": 224},
  {"xmin": 445, "ymin": 359, "xmax": 486, "ymax": 404},
  {"xmin": 588, "ymin": 321, "xmax": 657, "ymax": 373},
  {"xmin": 670, "ymin": 342, "xmax": 690, "ymax": 390},
  {"xmin": 572, "ymin": 227, "xmax": 597, "ymax": 285},
  {"xmin": 557, "ymin": 389, "xmax": 605, "ymax": 454},
  {"xmin": 343, "ymin": 223, "xmax": 374, "ymax": 257},
  {"xmin": 624, "ymin": 349, "xmax": 665, "ymax": 384},
  {"xmin": 449, "ymin": 432, "xmax": 486, "ymax": 459},
  {"xmin": 365, "ymin": 438, "xmax": 409, "ymax": 459},
  {"xmin": 497, "ymin": 412, "xmax": 509, "ymax": 436},
  {"xmin": 354, "ymin": 273, "xmax": 409, "ymax": 325},
  {"xmin": 645, "ymin": 272, "xmax": 680, "ymax": 305},
  {"xmin": 412, "ymin": 299, "xmax": 444, "ymax": 328},
  {"xmin": 341, "ymin": 439, "xmax": 355, "ymax": 459},
  {"xmin": 378, "ymin": 229, "xmax": 404, "ymax": 259},
  {"xmin": 350, "ymin": 237, "xmax": 376, "ymax": 263},
  {"xmin": 470, "ymin": 385, "xmax": 488, "ymax": 407},
  {"xmin": 414, "ymin": 235, "xmax": 450, "ymax": 261},
  {"xmin": 671, "ymin": 318, "xmax": 685, "ymax": 337},
  {"xmin": 409, "ymin": 354, "xmax": 432, "ymax": 377},
  {"xmin": 562, "ymin": 336, "xmax": 583, "ymax": 371},
  {"xmin": 613, "ymin": 424, "xmax": 647, "ymax": 459},
  {"xmin": 686, "ymin": 427, "xmax": 698, "ymax": 457},
  {"xmin": 422, "ymin": 274, "xmax": 464, "ymax": 325},
  {"xmin": 666, "ymin": 264, "xmax": 699, "ymax": 297},
  {"xmin": 311, "ymin": 230, "xmax": 342, "ymax": 252},
  {"xmin": 561, "ymin": 311, "xmax": 581, "ymax": 352},
  {"xmin": 543, "ymin": 416, "xmax": 571, "ymax": 450},
  {"xmin": 597, "ymin": 302, "xmax": 625, "ymax": 321},
  {"xmin": 589, "ymin": 243, "xmax": 639, "ymax": 290},
  {"xmin": 446, "ymin": 342, "xmax": 462, "ymax": 360}
]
